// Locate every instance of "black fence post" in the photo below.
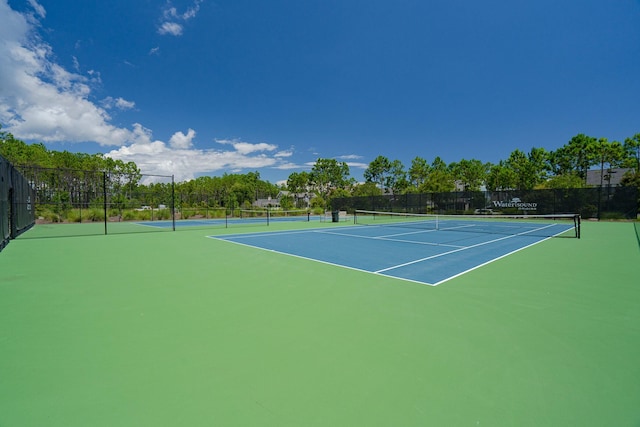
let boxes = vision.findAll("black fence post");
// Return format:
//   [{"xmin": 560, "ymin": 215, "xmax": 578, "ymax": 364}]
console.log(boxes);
[
  {"xmin": 103, "ymin": 172, "xmax": 108, "ymax": 235},
  {"xmin": 171, "ymin": 175, "xmax": 176, "ymax": 231}
]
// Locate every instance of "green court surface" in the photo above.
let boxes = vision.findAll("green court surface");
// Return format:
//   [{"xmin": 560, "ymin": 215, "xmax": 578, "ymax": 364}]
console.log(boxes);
[{"xmin": 1, "ymin": 221, "xmax": 639, "ymax": 426}]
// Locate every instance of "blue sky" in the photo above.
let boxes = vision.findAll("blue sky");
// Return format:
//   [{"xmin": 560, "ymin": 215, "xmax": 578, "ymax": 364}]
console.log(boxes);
[{"xmin": 1, "ymin": 0, "xmax": 639, "ymax": 184}]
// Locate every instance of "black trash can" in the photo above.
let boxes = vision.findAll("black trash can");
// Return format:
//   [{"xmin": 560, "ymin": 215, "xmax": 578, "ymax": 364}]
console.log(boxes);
[{"xmin": 331, "ymin": 211, "xmax": 340, "ymax": 222}]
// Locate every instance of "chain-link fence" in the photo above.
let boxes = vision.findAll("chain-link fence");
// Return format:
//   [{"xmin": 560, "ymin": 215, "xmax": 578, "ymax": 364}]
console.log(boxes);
[
  {"xmin": 1, "ymin": 155, "xmax": 36, "ymax": 251},
  {"xmin": 15, "ymin": 166, "xmax": 309, "ymax": 238},
  {"xmin": 15, "ymin": 166, "xmax": 175, "ymax": 237},
  {"xmin": 331, "ymin": 187, "xmax": 638, "ymax": 220},
  {"xmin": 7, "ymin": 164, "xmax": 638, "ymax": 240}
]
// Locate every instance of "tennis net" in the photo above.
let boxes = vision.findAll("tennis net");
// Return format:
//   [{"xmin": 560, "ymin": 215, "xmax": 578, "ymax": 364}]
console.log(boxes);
[
  {"xmin": 236, "ymin": 209, "xmax": 310, "ymax": 224},
  {"xmin": 354, "ymin": 210, "xmax": 581, "ymax": 238}
]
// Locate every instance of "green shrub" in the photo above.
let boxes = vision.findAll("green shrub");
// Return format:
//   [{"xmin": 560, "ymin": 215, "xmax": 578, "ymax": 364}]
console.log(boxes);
[
  {"xmin": 44, "ymin": 211, "xmax": 61, "ymax": 222},
  {"xmin": 211, "ymin": 208, "xmax": 226, "ymax": 218},
  {"xmin": 122, "ymin": 210, "xmax": 136, "ymax": 221},
  {"xmin": 66, "ymin": 210, "xmax": 81, "ymax": 223},
  {"xmin": 156, "ymin": 209, "xmax": 171, "ymax": 220},
  {"xmin": 136, "ymin": 210, "xmax": 151, "ymax": 221},
  {"xmin": 600, "ymin": 211, "xmax": 625, "ymax": 220},
  {"xmin": 86, "ymin": 208, "xmax": 105, "ymax": 222},
  {"xmin": 581, "ymin": 204, "xmax": 598, "ymax": 218}
]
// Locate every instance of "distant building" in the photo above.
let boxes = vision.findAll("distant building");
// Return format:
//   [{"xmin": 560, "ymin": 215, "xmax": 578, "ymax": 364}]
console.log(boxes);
[
  {"xmin": 253, "ymin": 191, "xmax": 311, "ymax": 208},
  {"xmin": 254, "ymin": 196, "xmax": 279, "ymax": 208},
  {"xmin": 586, "ymin": 168, "xmax": 633, "ymax": 187}
]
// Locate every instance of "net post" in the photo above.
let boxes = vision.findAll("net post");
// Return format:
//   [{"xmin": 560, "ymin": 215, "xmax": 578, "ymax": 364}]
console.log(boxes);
[
  {"xmin": 267, "ymin": 207, "xmax": 270, "ymax": 226},
  {"xmin": 171, "ymin": 175, "xmax": 176, "ymax": 232}
]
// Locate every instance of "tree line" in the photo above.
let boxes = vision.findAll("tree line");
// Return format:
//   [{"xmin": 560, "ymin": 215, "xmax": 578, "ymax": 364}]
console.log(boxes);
[
  {"xmin": 0, "ymin": 126, "xmax": 279, "ymax": 211},
  {"xmin": 2, "ymin": 125, "xmax": 639, "ymax": 212},
  {"xmin": 286, "ymin": 133, "xmax": 640, "ymax": 208}
]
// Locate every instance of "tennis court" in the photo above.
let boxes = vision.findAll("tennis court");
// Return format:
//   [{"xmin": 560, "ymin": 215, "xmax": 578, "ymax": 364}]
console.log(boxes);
[
  {"xmin": 1, "ymin": 218, "xmax": 639, "ymax": 427},
  {"xmin": 211, "ymin": 212, "xmax": 580, "ymax": 285},
  {"xmin": 137, "ymin": 209, "xmax": 317, "ymax": 229},
  {"xmin": 136, "ymin": 217, "xmax": 299, "ymax": 229}
]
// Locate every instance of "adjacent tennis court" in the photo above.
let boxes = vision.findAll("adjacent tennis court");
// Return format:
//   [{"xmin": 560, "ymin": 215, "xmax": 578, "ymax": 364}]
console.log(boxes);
[
  {"xmin": 137, "ymin": 209, "xmax": 317, "ymax": 229},
  {"xmin": 211, "ymin": 211, "xmax": 580, "ymax": 285}
]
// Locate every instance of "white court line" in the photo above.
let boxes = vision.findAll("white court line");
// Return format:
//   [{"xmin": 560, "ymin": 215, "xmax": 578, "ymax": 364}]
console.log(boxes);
[
  {"xmin": 313, "ymin": 229, "xmax": 465, "ymax": 248},
  {"xmin": 375, "ymin": 234, "xmax": 519, "ymax": 273},
  {"xmin": 219, "ymin": 226, "xmax": 465, "ymax": 249},
  {"xmin": 431, "ymin": 236, "xmax": 554, "ymax": 286},
  {"xmin": 431, "ymin": 224, "xmax": 572, "ymax": 285},
  {"xmin": 375, "ymin": 223, "xmax": 559, "ymax": 274},
  {"xmin": 378, "ymin": 228, "xmax": 438, "ymax": 238},
  {"xmin": 209, "ymin": 234, "xmax": 439, "ymax": 286},
  {"xmin": 212, "ymin": 225, "xmax": 363, "ymax": 240},
  {"xmin": 209, "ymin": 221, "xmax": 570, "ymax": 287},
  {"xmin": 436, "ymin": 224, "xmax": 478, "ymax": 231}
]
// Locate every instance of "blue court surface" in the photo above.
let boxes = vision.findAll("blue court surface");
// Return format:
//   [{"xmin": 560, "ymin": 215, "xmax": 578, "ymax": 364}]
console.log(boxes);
[
  {"xmin": 137, "ymin": 218, "xmax": 227, "ymax": 228},
  {"xmin": 209, "ymin": 221, "xmax": 573, "ymax": 286}
]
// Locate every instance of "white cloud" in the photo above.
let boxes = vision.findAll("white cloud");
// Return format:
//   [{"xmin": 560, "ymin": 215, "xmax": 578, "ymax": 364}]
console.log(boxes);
[
  {"xmin": 115, "ymin": 97, "xmax": 135, "ymax": 110},
  {"xmin": 169, "ymin": 128, "xmax": 196, "ymax": 149},
  {"xmin": 346, "ymin": 162, "xmax": 368, "ymax": 169},
  {"xmin": 158, "ymin": 22, "xmax": 183, "ymax": 36},
  {"xmin": 167, "ymin": 0, "xmax": 202, "ymax": 21},
  {"xmin": 158, "ymin": 0, "xmax": 202, "ymax": 37},
  {"xmin": 181, "ymin": 0, "xmax": 202, "ymax": 20},
  {"xmin": 0, "ymin": 0, "xmax": 135, "ymax": 146},
  {"xmin": 0, "ymin": 1, "xmax": 301, "ymax": 183},
  {"xmin": 86, "ymin": 69, "xmax": 102, "ymax": 84},
  {"xmin": 215, "ymin": 139, "xmax": 278, "ymax": 155},
  {"xmin": 163, "ymin": 7, "xmax": 179, "ymax": 19},
  {"xmin": 236, "ymin": 142, "xmax": 277, "ymax": 154},
  {"xmin": 27, "ymin": 0, "xmax": 46, "ymax": 19},
  {"xmin": 304, "ymin": 158, "xmax": 367, "ymax": 170},
  {"xmin": 338, "ymin": 154, "xmax": 363, "ymax": 160},
  {"xmin": 102, "ymin": 96, "xmax": 135, "ymax": 111},
  {"xmin": 275, "ymin": 149, "xmax": 294, "ymax": 158},
  {"xmin": 274, "ymin": 162, "xmax": 305, "ymax": 170},
  {"xmin": 149, "ymin": 46, "xmax": 160, "ymax": 55},
  {"xmin": 107, "ymin": 134, "xmax": 283, "ymax": 182}
]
